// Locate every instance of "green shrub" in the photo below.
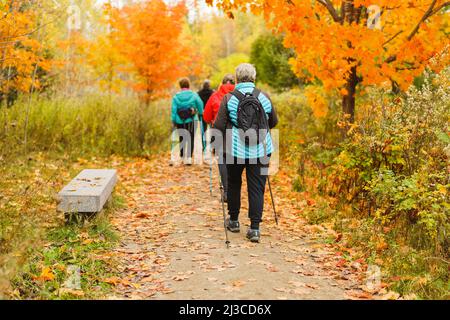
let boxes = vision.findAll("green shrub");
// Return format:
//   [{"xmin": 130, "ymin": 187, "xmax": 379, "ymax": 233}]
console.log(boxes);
[
  {"xmin": 329, "ymin": 69, "xmax": 449, "ymax": 253},
  {"xmin": 251, "ymin": 33, "xmax": 300, "ymax": 90},
  {"xmin": 275, "ymin": 67, "xmax": 449, "ymax": 299}
]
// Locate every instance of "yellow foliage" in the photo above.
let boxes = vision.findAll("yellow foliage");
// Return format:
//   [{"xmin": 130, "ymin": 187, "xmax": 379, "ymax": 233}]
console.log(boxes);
[
  {"xmin": 304, "ymin": 85, "xmax": 328, "ymax": 118},
  {"xmin": 0, "ymin": 3, "xmax": 49, "ymax": 96}
]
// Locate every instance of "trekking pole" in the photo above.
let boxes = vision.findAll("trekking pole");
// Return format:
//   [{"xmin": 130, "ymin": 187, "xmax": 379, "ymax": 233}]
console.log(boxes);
[
  {"xmin": 267, "ymin": 176, "xmax": 279, "ymax": 225},
  {"xmin": 205, "ymin": 122, "xmax": 213, "ymax": 196},
  {"xmin": 199, "ymin": 115, "xmax": 213, "ymax": 195},
  {"xmin": 209, "ymin": 154, "xmax": 213, "ymax": 196},
  {"xmin": 220, "ymin": 181, "xmax": 230, "ymax": 248},
  {"xmin": 262, "ymin": 123, "xmax": 279, "ymax": 226},
  {"xmin": 198, "ymin": 115, "xmax": 206, "ymax": 153}
]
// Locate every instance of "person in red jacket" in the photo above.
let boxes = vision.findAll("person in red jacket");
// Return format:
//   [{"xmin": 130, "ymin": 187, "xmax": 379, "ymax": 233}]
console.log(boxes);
[
  {"xmin": 203, "ymin": 74, "xmax": 235, "ymax": 201},
  {"xmin": 203, "ymin": 74, "xmax": 235, "ymax": 124}
]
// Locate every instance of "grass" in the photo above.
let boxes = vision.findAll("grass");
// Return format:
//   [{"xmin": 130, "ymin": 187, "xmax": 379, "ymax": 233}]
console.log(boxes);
[
  {"xmin": 303, "ymin": 190, "xmax": 450, "ymax": 299},
  {"xmin": 10, "ymin": 209, "xmax": 120, "ymax": 300},
  {"xmin": 0, "ymin": 94, "xmax": 171, "ymax": 159},
  {"xmin": 0, "ymin": 150, "xmax": 127, "ymax": 299},
  {"xmin": 0, "ymin": 94, "xmax": 171, "ymax": 299}
]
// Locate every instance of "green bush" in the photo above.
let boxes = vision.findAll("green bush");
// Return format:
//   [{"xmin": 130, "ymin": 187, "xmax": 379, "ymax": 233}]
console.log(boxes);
[
  {"xmin": 251, "ymin": 34, "xmax": 300, "ymax": 90},
  {"xmin": 275, "ymin": 67, "xmax": 449, "ymax": 299},
  {"xmin": 330, "ymin": 69, "xmax": 449, "ymax": 253}
]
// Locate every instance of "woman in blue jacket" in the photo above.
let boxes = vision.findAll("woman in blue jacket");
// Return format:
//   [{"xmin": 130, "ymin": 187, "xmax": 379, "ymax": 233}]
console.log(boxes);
[{"xmin": 171, "ymin": 78, "xmax": 204, "ymax": 164}]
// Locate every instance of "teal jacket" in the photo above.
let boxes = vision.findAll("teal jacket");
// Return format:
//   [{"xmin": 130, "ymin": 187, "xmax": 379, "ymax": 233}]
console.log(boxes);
[{"xmin": 171, "ymin": 90, "xmax": 204, "ymax": 125}]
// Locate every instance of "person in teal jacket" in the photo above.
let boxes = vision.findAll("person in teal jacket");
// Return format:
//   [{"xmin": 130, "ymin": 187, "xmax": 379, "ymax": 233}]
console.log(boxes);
[{"xmin": 171, "ymin": 77, "xmax": 204, "ymax": 164}]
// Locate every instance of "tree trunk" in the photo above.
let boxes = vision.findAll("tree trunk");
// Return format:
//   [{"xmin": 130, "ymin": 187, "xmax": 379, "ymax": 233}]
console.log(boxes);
[
  {"xmin": 341, "ymin": 1, "xmax": 358, "ymax": 123},
  {"xmin": 342, "ymin": 65, "xmax": 357, "ymax": 123}
]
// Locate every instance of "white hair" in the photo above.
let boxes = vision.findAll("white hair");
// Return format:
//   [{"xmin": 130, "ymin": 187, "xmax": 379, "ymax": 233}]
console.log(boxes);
[{"xmin": 235, "ymin": 63, "xmax": 257, "ymax": 83}]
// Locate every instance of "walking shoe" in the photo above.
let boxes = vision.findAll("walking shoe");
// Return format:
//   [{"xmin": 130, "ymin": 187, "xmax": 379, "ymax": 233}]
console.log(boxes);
[
  {"xmin": 226, "ymin": 218, "xmax": 240, "ymax": 233},
  {"xmin": 246, "ymin": 228, "xmax": 261, "ymax": 243},
  {"xmin": 184, "ymin": 157, "xmax": 193, "ymax": 165}
]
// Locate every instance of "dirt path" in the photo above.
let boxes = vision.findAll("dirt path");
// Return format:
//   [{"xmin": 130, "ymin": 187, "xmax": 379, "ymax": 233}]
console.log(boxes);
[{"xmin": 109, "ymin": 155, "xmax": 369, "ymax": 300}]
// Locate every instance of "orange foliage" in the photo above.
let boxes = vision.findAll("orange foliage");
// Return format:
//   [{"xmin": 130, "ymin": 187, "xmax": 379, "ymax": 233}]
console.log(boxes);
[
  {"xmin": 109, "ymin": 0, "xmax": 196, "ymax": 103},
  {"xmin": 304, "ymin": 85, "xmax": 328, "ymax": 118},
  {"xmin": 0, "ymin": 2, "xmax": 50, "ymax": 96},
  {"xmin": 211, "ymin": 0, "xmax": 450, "ymax": 112}
]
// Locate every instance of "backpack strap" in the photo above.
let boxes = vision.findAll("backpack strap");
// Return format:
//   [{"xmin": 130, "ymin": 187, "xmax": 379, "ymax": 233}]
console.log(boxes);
[
  {"xmin": 252, "ymin": 88, "xmax": 261, "ymax": 99},
  {"xmin": 230, "ymin": 89, "xmax": 245, "ymax": 102},
  {"xmin": 231, "ymin": 88, "xmax": 262, "ymax": 101}
]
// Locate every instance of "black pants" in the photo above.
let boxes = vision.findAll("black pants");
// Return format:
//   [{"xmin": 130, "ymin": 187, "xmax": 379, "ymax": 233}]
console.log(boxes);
[
  {"xmin": 218, "ymin": 152, "xmax": 228, "ymax": 194},
  {"xmin": 227, "ymin": 160, "xmax": 268, "ymax": 229},
  {"xmin": 176, "ymin": 122, "xmax": 194, "ymax": 158}
]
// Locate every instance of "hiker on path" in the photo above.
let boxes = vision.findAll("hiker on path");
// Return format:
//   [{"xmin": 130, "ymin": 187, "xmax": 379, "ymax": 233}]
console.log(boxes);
[
  {"xmin": 171, "ymin": 77, "xmax": 204, "ymax": 165},
  {"xmin": 197, "ymin": 80, "xmax": 214, "ymax": 133},
  {"xmin": 203, "ymin": 74, "xmax": 235, "ymax": 201},
  {"xmin": 214, "ymin": 63, "xmax": 278, "ymax": 243}
]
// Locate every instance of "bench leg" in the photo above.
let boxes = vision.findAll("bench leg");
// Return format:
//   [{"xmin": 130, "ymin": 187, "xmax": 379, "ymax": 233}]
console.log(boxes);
[{"xmin": 65, "ymin": 212, "xmax": 97, "ymax": 225}]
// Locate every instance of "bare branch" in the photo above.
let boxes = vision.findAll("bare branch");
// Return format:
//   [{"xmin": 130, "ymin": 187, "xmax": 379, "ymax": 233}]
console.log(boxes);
[
  {"xmin": 317, "ymin": 0, "xmax": 342, "ymax": 23},
  {"xmin": 430, "ymin": 1, "xmax": 450, "ymax": 16},
  {"xmin": 383, "ymin": 30, "xmax": 404, "ymax": 47},
  {"xmin": 385, "ymin": 1, "xmax": 449, "ymax": 64},
  {"xmin": 407, "ymin": 0, "xmax": 437, "ymax": 41}
]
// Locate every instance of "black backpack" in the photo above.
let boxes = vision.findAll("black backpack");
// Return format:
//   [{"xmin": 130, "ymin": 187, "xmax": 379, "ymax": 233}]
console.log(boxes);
[
  {"xmin": 177, "ymin": 106, "xmax": 195, "ymax": 121},
  {"xmin": 231, "ymin": 88, "xmax": 269, "ymax": 146}
]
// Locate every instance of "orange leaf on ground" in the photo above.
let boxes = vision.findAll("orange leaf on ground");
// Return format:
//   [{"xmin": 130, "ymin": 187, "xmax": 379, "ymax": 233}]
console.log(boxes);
[{"xmin": 34, "ymin": 267, "xmax": 55, "ymax": 282}]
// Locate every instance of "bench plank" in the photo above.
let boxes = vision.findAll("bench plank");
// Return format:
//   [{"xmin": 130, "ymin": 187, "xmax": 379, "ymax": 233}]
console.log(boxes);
[{"xmin": 58, "ymin": 169, "xmax": 118, "ymax": 213}]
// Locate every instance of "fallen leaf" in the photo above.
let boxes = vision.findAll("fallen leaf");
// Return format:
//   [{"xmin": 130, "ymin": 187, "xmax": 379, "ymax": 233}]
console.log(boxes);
[
  {"xmin": 305, "ymin": 283, "xmax": 319, "ymax": 290},
  {"xmin": 82, "ymin": 239, "xmax": 94, "ymax": 245},
  {"xmin": 103, "ymin": 277, "xmax": 121, "ymax": 286},
  {"xmin": 172, "ymin": 275, "xmax": 189, "ymax": 281},
  {"xmin": 34, "ymin": 267, "xmax": 55, "ymax": 282},
  {"xmin": 231, "ymin": 280, "xmax": 246, "ymax": 287},
  {"xmin": 134, "ymin": 212, "xmax": 150, "ymax": 218},
  {"xmin": 141, "ymin": 277, "xmax": 154, "ymax": 283}
]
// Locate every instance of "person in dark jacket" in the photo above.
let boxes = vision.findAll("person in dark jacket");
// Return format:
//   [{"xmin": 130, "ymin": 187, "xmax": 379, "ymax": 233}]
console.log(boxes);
[
  {"xmin": 197, "ymin": 80, "xmax": 214, "ymax": 134},
  {"xmin": 203, "ymin": 74, "xmax": 235, "ymax": 201},
  {"xmin": 214, "ymin": 63, "xmax": 278, "ymax": 243},
  {"xmin": 171, "ymin": 77, "xmax": 204, "ymax": 165}
]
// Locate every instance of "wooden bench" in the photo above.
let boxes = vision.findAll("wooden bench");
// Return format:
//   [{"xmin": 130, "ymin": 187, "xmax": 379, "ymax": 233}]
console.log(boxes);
[{"xmin": 57, "ymin": 169, "xmax": 118, "ymax": 220}]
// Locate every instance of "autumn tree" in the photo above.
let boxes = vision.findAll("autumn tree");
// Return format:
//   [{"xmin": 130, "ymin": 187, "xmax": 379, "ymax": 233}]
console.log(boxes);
[
  {"xmin": 84, "ymin": 4, "xmax": 126, "ymax": 96},
  {"xmin": 211, "ymin": 0, "xmax": 450, "ymax": 122},
  {"xmin": 0, "ymin": 1, "xmax": 50, "ymax": 106},
  {"xmin": 109, "ymin": 0, "xmax": 192, "ymax": 103}
]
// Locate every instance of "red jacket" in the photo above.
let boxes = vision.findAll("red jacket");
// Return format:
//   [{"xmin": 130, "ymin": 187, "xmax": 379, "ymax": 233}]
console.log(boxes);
[{"xmin": 203, "ymin": 83, "xmax": 235, "ymax": 124}]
